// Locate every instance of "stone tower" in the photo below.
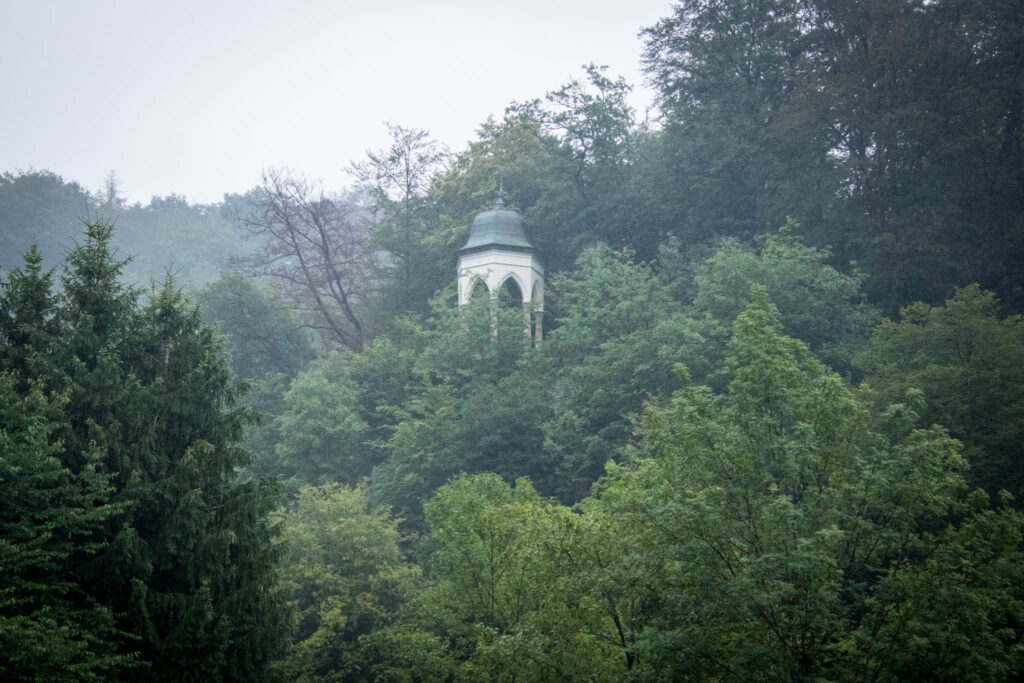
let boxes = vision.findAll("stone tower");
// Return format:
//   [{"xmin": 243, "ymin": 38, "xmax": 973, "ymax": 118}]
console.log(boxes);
[{"xmin": 456, "ymin": 186, "xmax": 544, "ymax": 341}]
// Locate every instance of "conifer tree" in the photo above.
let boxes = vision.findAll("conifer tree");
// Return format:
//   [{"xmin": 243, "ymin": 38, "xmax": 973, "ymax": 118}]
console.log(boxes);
[
  {"xmin": 2, "ymin": 223, "xmax": 289, "ymax": 680},
  {"xmin": 0, "ymin": 245, "xmax": 59, "ymax": 384},
  {"xmin": 0, "ymin": 373, "xmax": 128, "ymax": 681}
]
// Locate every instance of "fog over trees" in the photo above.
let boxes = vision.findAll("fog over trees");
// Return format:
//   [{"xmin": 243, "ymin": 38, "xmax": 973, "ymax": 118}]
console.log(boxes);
[{"xmin": 3, "ymin": 1, "xmax": 1024, "ymax": 680}]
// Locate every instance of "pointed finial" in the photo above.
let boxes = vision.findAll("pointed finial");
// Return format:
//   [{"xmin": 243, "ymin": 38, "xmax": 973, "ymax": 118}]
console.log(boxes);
[{"xmin": 495, "ymin": 174, "xmax": 506, "ymax": 209}]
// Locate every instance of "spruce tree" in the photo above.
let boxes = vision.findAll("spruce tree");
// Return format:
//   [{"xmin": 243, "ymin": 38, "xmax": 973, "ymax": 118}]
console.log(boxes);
[
  {"xmin": 1, "ymin": 243, "xmax": 128, "ymax": 680},
  {"xmin": 2, "ymin": 223, "xmax": 289, "ymax": 680},
  {"xmin": 0, "ymin": 244, "xmax": 59, "ymax": 385},
  {"xmin": 0, "ymin": 373, "xmax": 128, "ymax": 681}
]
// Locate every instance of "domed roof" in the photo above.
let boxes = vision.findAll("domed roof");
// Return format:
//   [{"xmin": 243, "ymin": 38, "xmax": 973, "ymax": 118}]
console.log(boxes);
[{"xmin": 457, "ymin": 207, "xmax": 535, "ymax": 255}]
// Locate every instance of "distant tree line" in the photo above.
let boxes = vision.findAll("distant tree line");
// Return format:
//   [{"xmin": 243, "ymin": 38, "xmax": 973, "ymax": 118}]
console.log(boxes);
[{"xmin": 0, "ymin": 169, "xmax": 254, "ymax": 288}]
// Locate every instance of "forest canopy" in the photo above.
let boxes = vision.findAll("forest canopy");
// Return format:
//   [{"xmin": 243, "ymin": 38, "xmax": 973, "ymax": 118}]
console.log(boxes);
[{"xmin": 2, "ymin": 0, "xmax": 1023, "ymax": 680}]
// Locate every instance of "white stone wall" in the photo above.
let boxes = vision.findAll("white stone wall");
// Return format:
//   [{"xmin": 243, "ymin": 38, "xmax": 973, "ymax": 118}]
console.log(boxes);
[{"xmin": 457, "ymin": 247, "xmax": 544, "ymax": 310}]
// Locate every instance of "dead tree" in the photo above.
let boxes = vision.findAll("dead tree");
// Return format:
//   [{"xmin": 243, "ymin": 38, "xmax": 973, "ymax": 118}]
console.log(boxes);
[{"xmin": 233, "ymin": 169, "xmax": 368, "ymax": 352}]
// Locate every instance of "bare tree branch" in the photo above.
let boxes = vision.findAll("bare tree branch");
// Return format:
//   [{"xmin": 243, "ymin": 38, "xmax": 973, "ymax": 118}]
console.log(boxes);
[{"xmin": 231, "ymin": 168, "xmax": 370, "ymax": 352}]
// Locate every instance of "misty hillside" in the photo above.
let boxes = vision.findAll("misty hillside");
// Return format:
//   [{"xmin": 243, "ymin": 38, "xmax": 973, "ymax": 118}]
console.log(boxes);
[{"xmin": 2, "ymin": 1, "xmax": 1024, "ymax": 680}]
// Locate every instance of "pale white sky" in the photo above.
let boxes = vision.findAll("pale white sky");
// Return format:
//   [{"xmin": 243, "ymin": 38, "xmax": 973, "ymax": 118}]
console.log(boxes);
[{"xmin": 1, "ymin": 0, "xmax": 671, "ymax": 204}]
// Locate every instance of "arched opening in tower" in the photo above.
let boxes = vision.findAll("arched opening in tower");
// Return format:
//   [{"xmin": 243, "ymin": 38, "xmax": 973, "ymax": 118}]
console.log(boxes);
[
  {"xmin": 497, "ymin": 278, "xmax": 523, "ymax": 308},
  {"xmin": 469, "ymin": 278, "xmax": 489, "ymax": 301}
]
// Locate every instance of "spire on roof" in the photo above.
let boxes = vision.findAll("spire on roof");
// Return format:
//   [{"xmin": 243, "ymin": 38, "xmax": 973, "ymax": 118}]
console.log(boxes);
[{"xmin": 495, "ymin": 174, "xmax": 506, "ymax": 209}]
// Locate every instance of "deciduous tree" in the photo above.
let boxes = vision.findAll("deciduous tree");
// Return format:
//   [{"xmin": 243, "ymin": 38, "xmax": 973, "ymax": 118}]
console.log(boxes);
[
  {"xmin": 589, "ymin": 286, "xmax": 1024, "ymax": 679},
  {"xmin": 392, "ymin": 474, "xmax": 626, "ymax": 679},
  {"xmin": 272, "ymin": 351, "xmax": 372, "ymax": 488},
  {"xmin": 234, "ymin": 169, "xmax": 369, "ymax": 352},
  {"xmin": 856, "ymin": 285, "xmax": 1024, "ymax": 501},
  {"xmin": 277, "ymin": 484, "xmax": 417, "ymax": 682},
  {"xmin": 197, "ymin": 272, "xmax": 316, "ymax": 380},
  {"xmin": 351, "ymin": 123, "xmax": 449, "ymax": 320}
]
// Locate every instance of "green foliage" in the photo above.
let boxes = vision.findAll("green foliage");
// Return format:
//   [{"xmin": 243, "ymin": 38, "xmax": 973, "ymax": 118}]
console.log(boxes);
[
  {"xmin": 370, "ymin": 294, "xmax": 543, "ymax": 529},
  {"xmin": 642, "ymin": 0, "xmax": 1024, "ymax": 313},
  {"xmin": 803, "ymin": 0, "xmax": 1024, "ymax": 311},
  {"xmin": 855, "ymin": 490, "xmax": 1024, "ymax": 681},
  {"xmin": 371, "ymin": 380, "xmax": 463, "ymax": 535},
  {"xmin": 856, "ymin": 285, "xmax": 1024, "ymax": 501},
  {"xmin": 0, "ymin": 244, "xmax": 59, "ymax": 382},
  {"xmin": 277, "ymin": 484, "xmax": 417, "ymax": 682},
  {"xmin": 514, "ymin": 65, "xmax": 666, "ymax": 261},
  {"xmin": 415, "ymin": 292, "xmax": 533, "ymax": 391},
  {"xmin": 0, "ymin": 171, "xmax": 246, "ymax": 289},
  {"xmin": 392, "ymin": 474, "xmax": 627, "ymax": 680},
  {"xmin": 0, "ymin": 223, "xmax": 289, "ymax": 680},
  {"xmin": 643, "ymin": 0, "xmax": 818, "ymax": 242},
  {"xmin": 347, "ymin": 327, "xmax": 422, "ymax": 440},
  {"xmin": 536, "ymin": 244, "xmax": 707, "ymax": 499},
  {"xmin": 236, "ymin": 371, "xmax": 292, "ymax": 483},
  {"xmin": 689, "ymin": 223, "xmax": 879, "ymax": 375},
  {"xmin": 352, "ymin": 124, "xmax": 451, "ymax": 323},
  {"xmin": 104, "ymin": 194, "xmax": 248, "ymax": 288},
  {"xmin": 6, "ymin": 2, "xmax": 1024, "ymax": 675},
  {"xmin": 197, "ymin": 273, "xmax": 316, "ymax": 380},
  {"xmin": 0, "ymin": 373, "xmax": 130, "ymax": 681},
  {"xmin": 0, "ymin": 170, "xmax": 93, "ymax": 273},
  {"xmin": 587, "ymin": 287, "xmax": 1024, "ymax": 679},
  {"xmin": 433, "ymin": 114, "xmax": 570, "ymax": 271},
  {"xmin": 434, "ymin": 65, "xmax": 660, "ymax": 279},
  {"xmin": 357, "ymin": 288, "xmax": 1024, "ymax": 680},
  {"xmin": 273, "ymin": 352, "xmax": 372, "ymax": 489}
]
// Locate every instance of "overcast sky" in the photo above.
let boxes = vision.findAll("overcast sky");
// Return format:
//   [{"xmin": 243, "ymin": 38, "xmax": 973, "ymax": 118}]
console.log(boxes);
[{"xmin": 1, "ymin": 0, "xmax": 671, "ymax": 205}]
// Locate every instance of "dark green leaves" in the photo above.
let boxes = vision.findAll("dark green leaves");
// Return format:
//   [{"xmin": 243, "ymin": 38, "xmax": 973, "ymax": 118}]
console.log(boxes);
[{"xmin": 1, "ymin": 223, "xmax": 289, "ymax": 680}]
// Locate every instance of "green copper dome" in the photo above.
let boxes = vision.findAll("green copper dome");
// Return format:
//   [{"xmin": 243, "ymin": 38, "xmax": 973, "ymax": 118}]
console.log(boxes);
[{"xmin": 457, "ymin": 208, "xmax": 535, "ymax": 255}]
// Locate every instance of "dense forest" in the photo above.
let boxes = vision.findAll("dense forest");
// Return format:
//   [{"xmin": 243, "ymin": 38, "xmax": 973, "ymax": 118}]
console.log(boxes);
[{"xmin": 3, "ymin": 0, "xmax": 1024, "ymax": 680}]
